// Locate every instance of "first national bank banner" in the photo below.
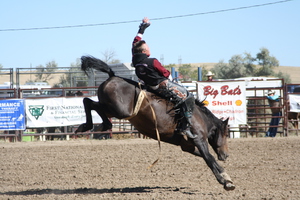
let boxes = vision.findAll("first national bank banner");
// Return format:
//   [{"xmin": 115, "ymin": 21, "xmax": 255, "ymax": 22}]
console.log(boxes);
[
  {"xmin": 25, "ymin": 96, "xmax": 102, "ymax": 128},
  {"xmin": 197, "ymin": 81, "xmax": 247, "ymax": 125}
]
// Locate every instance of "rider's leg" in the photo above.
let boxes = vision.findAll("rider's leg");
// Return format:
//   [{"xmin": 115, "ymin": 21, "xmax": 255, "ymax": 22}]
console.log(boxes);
[
  {"xmin": 180, "ymin": 95, "xmax": 197, "ymax": 139},
  {"xmin": 154, "ymin": 81, "xmax": 197, "ymax": 139}
]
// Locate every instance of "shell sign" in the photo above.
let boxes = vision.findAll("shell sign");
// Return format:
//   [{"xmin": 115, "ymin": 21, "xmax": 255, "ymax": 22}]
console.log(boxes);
[{"xmin": 197, "ymin": 81, "xmax": 247, "ymax": 125}]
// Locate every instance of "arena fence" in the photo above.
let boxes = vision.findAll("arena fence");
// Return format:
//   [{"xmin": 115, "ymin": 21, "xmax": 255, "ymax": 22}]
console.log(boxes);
[{"xmin": 1, "ymin": 81, "xmax": 300, "ymax": 142}]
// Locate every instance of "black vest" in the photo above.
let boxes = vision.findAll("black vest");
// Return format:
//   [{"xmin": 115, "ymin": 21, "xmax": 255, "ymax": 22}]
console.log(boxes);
[{"xmin": 132, "ymin": 54, "xmax": 167, "ymax": 86}]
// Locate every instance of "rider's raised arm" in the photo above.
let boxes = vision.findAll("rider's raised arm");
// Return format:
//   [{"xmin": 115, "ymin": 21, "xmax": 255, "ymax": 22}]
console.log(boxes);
[{"xmin": 132, "ymin": 17, "xmax": 151, "ymax": 49}]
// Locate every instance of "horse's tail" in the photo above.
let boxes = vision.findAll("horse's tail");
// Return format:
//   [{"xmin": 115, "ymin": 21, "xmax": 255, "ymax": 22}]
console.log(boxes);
[{"xmin": 81, "ymin": 56, "xmax": 115, "ymax": 77}]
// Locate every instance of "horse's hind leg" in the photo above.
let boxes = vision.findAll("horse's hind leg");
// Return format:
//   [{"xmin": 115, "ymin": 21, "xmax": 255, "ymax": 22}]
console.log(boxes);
[
  {"xmin": 75, "ymin": 97, "xmax": 112, "ymax": 133},
  {"xmin": 193, "ymin": 137, "xmax": 235, "ymax": 190}
]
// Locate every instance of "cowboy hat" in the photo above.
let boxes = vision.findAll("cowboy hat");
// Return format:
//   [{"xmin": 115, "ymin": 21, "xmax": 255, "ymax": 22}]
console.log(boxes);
[
  {"xmin": 267, "ymin": 90, "xmax": 276, "ymax": 95},
  {"xmin": 206, "ymin": 71, "xmax": 214, "ymax": 76}
]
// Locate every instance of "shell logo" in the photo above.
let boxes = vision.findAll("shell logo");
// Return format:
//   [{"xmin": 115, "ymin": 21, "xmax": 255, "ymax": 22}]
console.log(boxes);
[
  {"xmin": 235, "ymin": 100, "xmax": 242, "ymax": 106},
  {"xmin": 203, "ymin": 100, "xmax": 209, "ymax": 106}
]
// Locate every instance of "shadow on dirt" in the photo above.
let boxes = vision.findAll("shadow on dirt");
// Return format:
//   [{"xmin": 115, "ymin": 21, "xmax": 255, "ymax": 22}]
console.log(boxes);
[{"xmin": 0, "ymin": 186, "xmax": 193, "ymax": 196}]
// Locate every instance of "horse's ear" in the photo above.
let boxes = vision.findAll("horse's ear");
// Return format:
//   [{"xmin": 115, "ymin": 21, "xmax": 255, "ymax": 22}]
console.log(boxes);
[{"xmin": 223, "ymin": 117, "xmax": 229, "ymax": 125}]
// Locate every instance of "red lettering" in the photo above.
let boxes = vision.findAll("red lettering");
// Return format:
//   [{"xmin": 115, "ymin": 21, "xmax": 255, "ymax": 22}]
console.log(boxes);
[
  {"xmin": 220, "ymin": 85, "xmax": 242, "ymax": 96},
  {"xmin": 212, "ymin": 101, "xmax": 233, "ymax": 106},
  {"xmin": 203, "ymin": 86, "xmax": 218, "ymax": 99}
]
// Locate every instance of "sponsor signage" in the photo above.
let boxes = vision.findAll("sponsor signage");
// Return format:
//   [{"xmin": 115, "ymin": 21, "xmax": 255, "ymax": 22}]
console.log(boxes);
[
  {"xmin": 25, "ymin": 96, "xmax": 102, "ymax": 128},
  {"xmin": 0, "ymin": 99, "xmax": 26, "ymax": 130},
  {"xmin": 197, "ymin": 81, "xmax": 247, "ymax": 125},
  {"xmin": 289, "ymin": 94, "xmax": 300, "ymax": 112}
]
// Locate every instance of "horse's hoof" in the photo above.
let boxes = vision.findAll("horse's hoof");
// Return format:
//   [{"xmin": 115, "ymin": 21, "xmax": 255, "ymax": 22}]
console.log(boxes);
[
  {"xmin": 224, "ymin": 181, "xmax": 235, "ymax": 191},
  {"xmin": 75, "ymin": 124, "xmax": 92, "ymax": 133}
]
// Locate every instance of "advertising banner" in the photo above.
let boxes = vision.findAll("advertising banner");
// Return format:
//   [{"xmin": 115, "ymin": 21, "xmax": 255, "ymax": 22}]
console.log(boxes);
[
  {"xmin": 0, "ymin": 99, "xmax": 26, "ymax": 130},
  {"xmin": 197, "ymin": 81, "xmax": 247, "ymax": 125},
  {"xmin": 25, "ymin": 96, "xmax": 102, "ymax": 128},
  {"xmin": 289, "ymin": 94, "xmax": 300, "ymax": 112}
]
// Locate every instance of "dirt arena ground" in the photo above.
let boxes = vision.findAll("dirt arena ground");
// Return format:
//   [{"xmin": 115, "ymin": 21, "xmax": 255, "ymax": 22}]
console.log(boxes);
[{"xmin": 1, "ymin": 136, "xmax": 300, "ymax": 200}]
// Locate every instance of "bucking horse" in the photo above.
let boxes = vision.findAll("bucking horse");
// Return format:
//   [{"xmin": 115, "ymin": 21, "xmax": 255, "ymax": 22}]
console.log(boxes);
[{"xmin": 75, "ymin": 56, "xmax": 235, "ymax": 190}]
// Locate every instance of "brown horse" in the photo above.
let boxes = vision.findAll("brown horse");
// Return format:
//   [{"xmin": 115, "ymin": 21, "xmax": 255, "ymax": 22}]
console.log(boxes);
[{"xmin": 75, "ymin": 56, "xmax": 235, "ymax": 190}]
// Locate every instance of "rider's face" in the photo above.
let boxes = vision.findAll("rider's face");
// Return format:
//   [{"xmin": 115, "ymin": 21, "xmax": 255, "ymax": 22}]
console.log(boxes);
[{"xmin": 142, "ymin": 43, "xmax": 151, "ymax": 57}]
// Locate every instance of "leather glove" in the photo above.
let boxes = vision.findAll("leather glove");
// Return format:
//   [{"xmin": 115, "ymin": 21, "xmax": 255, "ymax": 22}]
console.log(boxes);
[{"xmin": 138, "ymin": 22, "xmax": 150, "ymax": 34}]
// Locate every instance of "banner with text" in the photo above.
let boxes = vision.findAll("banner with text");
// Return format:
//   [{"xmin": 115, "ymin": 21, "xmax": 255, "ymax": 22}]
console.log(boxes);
[
  {"xmin": 197, "ymin": 81, "xmax": 247, "ymax": 125},
  {"xmin": 25, "ymin": 96, "xmax": 102, "ymax": 128},
  {"xmin": 0, "ymin": 99, "xmax": 26, "ymax": 130},
  {"xmin": 289, "ymin": 94, "xmax": 300, "ymax": 113}
]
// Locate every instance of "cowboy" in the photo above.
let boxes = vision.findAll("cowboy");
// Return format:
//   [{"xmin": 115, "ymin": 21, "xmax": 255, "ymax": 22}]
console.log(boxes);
[
  {"xmin": 206, "ymin": 71, "xmax": 215, "ymax": 81},
  {"xmin": 265, "ymin": 90, "xmax": 281, "ymax": 137},
  {"xmin": 131, "ymin": 17, "xmax": 197, "ymax": 139}
]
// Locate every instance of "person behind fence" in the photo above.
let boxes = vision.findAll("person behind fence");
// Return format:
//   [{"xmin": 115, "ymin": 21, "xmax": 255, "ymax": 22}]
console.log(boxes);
[
  {"xmin": 265, "ymin": 90, "xmax": 282, "ymax": 137},
  {"xmin": 206, "ymin": 71, "xmax": 215, "ymax": 81},
  {"xmin": 131, "ymin": 17, "xmax": 197, "ymax": 139}
]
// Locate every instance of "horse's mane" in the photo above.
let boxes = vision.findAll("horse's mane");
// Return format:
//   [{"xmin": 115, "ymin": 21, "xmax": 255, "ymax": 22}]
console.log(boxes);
[{"xmin": 195, "ymin": 99, "xmax": 223, "ymax": 129}]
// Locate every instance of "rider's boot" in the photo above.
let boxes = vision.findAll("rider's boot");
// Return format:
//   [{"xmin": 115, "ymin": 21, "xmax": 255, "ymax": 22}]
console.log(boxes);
[
  {"xmin": 153, "ymin": 81, "xmax": 197, "ymax": 139},
  {"xmin": 180, "ymin": 95, "xmax": 197, "ymax": 139},
  {"xmin": 181, "ymin": 109, "xmax": 197, "ymax": 139}
]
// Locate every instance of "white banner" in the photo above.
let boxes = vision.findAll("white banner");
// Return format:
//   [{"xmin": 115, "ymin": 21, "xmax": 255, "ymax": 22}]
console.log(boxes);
[
  {"xmin": 25, "ymin": 96, "xmax": 102, "ymax": 128},
  {"xmin": 289, "ymin": 94, "xmax": 300, "ymax": 112},
  {"xmin": 197, "ymin": 81, "xmax": 247, "ymax": 125}
]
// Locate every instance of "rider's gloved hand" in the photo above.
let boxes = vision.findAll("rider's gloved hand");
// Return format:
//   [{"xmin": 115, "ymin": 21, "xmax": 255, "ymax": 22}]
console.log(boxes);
[{"xmin": 138, "ymin": 17, "xmax": 150, "ymax": 34}]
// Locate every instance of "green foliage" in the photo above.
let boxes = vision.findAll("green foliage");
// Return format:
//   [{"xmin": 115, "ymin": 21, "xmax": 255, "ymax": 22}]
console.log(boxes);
[
  {"xmin": 54, "ymin": 58, "xmax": 87, "ymax": 87},
  {"xmin": 275, "ymin": 71, "xmax": 291, "ymax": 83},
  {"xmin": 177, "ymin": 64, "xmax": 199, "ymax": 81},
  {"xmin": 255, "ymin": 47, "xmax": 279, "ymax": 76},
  {"xmin": 199, "ymin": 65, "xmax": 211, "ymax": 81},
  {"xmin": 213, "ymin": 53, "xmax": 256, "ymax": 79},
  {"xmin": 163, "ymin": 63, "xmax": 176, "ymax": 72},
  {"xmin": 213, "ymin": 47, "xmax": 288, "ymax": 81}
]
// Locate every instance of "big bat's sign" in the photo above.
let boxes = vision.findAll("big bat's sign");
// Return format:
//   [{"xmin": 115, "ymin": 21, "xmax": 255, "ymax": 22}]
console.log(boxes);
[{"xmin": 197, "ymin": 81, "xmax": 246, "ymax": 125}]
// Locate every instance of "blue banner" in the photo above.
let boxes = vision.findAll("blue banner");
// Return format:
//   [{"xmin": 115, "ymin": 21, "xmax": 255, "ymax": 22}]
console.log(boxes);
[{"xmin": 0, "ymin": 99, "xmax": 26, "ymax": 130}]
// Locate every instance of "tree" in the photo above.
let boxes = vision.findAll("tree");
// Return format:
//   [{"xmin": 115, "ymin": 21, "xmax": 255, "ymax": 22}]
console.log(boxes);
[
  {"xmin": 275, "ymin": 71, "xmax": 291, "ymax": 84},
  {"xmin": 213, "ymin": 48, "xmax": 287, "ymax": 81},
  {"xmin": 212, "ymin": 60, "xmax": 228, "ymax": 79},
  {"xmin": 255, "ymin": 47, "xmax": 279, "ymax": 76},
  {"xmin": 243, "ymin": 52, "xmax": 256, "ymax": 75},
  {"xmin": 35, "ymin": 61, "xmax": 57, "ymax": 82},
  {"xmin": 213, "ymin": 53, "xmax": 256, "ymax": 79},
  {"xmin": 102, "ymin": 49, "xmax": 121, "ymax": 64},
  {"xmin": 178, "ymin": 64, "xmax": 197, "ymax": 81},
  {"xmin": 54, "ymin": 58, "xmax": 87, "ymax": 87},
  {"xmin": 68, "ymin": 59, "xmax": 87, "ymax": 87},
  {"xmin": 163, "ymin": 63, "xmax": 176, "ymax": 72}
]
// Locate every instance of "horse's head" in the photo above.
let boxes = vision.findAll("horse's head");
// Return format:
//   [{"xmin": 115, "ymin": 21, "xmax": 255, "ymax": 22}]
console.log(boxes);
[{"xmin": 208, "ymin": 117, "xmax": 229, "ymax": 161}]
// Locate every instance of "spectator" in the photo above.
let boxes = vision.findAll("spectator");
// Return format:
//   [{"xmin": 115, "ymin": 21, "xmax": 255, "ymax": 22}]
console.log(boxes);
[
  {"xmin": 265, "ymin": 90, "xmax": 282, "ymax": 137},
  {"xmin": 206, "ymin": 71, "xmax": 215, "ymax": 81}
]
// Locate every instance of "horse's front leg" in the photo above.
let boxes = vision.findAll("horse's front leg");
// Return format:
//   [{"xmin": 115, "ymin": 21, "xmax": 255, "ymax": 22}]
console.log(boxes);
[
  {"xmin": 193, "ymin": 136, "xmax": 235, "ymax": 190},
  {"xmin": 75, "ymin": 98, "xmax": 112, "ymax": 133}
]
